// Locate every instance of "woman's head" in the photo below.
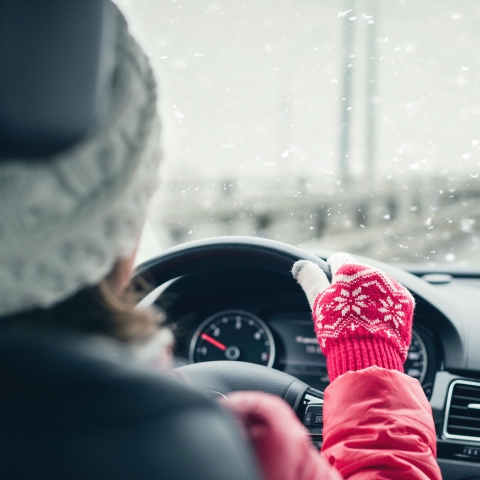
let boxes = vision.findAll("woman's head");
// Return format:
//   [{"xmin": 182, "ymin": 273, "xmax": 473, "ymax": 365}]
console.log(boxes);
[{"xmin": 0, "ymin": 2, "xmax": 163, "ymax": 342}]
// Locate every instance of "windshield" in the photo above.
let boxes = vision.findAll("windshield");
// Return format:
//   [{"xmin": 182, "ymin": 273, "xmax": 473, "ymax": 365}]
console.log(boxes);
[{"xmin": 120, "ymin": 0, "xmax": 480, "ymax": 268}]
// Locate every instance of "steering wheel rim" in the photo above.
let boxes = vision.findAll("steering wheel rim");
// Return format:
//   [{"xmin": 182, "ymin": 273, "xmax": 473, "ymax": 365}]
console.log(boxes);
[
  {"xmin": 134, "ymin": 236, "xmax": 327, "ymax": 420},
  {"xmin": 134, "ymin": 236, "xmax": 331, "ymax": 287}
]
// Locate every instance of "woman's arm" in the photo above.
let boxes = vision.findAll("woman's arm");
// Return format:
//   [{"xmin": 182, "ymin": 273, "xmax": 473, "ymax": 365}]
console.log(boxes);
[
  {"xmin": 291, "ymin": 253, "xmax": 441, "ymax": 480},
  {"xmin": 322, "ymin": 367, "xmax": 441, "ymax": 480},
  {"xmin": 223, "ymin": 368, "xmax": 441, "ymax": 480},
  {"xmin": 223, "ymin": 252, "xmax": 441, "ymax": 480}
]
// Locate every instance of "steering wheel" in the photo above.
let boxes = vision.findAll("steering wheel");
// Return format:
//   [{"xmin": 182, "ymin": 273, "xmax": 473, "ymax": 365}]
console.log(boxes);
[
  {"xmin": 134, "ymin": 236, "xmax": 330, "ymax": 432},
  {"xmin": 135, "ymin": 234, "xmax": 468, "ymax": 441},
  {"xmin": 133, "ymin": 234, "xmax": 467, "ymax": 456}
]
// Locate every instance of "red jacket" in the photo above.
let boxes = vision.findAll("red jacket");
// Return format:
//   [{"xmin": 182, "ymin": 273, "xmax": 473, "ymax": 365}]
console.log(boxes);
[{"xmin": 225, "ymin": 366, "xmax": 441, "ymax": 480}]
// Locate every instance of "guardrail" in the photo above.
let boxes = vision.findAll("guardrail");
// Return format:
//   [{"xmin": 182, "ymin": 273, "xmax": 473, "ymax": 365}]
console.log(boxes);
[{"xmin": 149, "ymin": 173, "xmax": 480, "ymax": 262}]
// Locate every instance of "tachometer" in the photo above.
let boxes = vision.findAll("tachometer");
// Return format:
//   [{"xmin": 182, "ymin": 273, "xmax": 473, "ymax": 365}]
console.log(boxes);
[
  {"xmin": 189, "ymin": 310, "xmax": 275, "ymax": 367},
  {"xmin": 404, "ymin": 329, "xmax": 428, "ymax": 384}
]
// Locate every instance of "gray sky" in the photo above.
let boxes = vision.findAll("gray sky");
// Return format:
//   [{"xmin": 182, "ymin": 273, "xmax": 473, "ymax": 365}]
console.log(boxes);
[{"xmin": 120, "ymin": 0, "xmax": 480, "ymax": 183}]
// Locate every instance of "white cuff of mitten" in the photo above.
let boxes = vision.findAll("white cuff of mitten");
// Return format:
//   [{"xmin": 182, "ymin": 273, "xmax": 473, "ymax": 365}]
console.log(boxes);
[{"xmin": 292, "ymin": 260, "xmax": 330, "ymax": 309}]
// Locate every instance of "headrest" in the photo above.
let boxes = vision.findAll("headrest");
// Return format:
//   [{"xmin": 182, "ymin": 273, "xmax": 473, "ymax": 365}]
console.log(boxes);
[{"xmin": 0, "ymin": 0, "xmax": 115, "ymax": 159}]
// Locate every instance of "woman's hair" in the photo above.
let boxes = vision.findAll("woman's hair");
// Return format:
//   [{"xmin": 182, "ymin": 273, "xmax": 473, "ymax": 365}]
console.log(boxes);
[{"xmin": 0, "ymin": 273, "xmax": 162, "ymax": 343}]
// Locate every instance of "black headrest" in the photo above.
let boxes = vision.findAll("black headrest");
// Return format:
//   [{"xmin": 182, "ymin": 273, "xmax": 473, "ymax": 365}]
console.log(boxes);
[{"xmin": 0, "ymin": 0, "xmax": 115, "ymax": 159}]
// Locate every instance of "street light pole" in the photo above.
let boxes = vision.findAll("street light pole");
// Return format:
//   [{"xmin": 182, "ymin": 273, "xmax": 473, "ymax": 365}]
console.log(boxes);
[
  {"xmin": 365, "ymin": 0, "xmax": 378, "ymax": 183},
  {"xmin": 339, "ymin": 0, "xmax": 356, "ymax": 186}
]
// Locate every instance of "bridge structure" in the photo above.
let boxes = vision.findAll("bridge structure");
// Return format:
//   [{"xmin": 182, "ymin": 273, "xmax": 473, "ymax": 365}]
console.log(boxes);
[{"xmin": 149, "ymin": 173, "xmax": 480, "ymax": 264}]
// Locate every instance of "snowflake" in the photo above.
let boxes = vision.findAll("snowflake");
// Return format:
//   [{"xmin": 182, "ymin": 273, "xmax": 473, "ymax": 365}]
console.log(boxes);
[
  {"xmin": 330, "ymin": 287, "xmax": 367, "ymax": 317},
  {"xmin": 378, "ymin": 296, "xmax": 406, "ymax": 328}
]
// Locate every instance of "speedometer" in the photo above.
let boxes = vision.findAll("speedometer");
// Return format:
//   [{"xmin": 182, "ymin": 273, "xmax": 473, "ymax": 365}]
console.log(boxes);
[
  {"xmin": 189, "ymin": 310, "xmax": 275, "ymax": 367},
  {"xmin": 404, "ymin": 330, "xmax": 428, "ymax": 384}
]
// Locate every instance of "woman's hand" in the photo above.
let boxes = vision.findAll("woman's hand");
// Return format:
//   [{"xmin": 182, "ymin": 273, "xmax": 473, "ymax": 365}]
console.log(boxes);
[
  {"xmin": 222, "ymin": 392, "xmax": 342, "ymax": 480},
  {"xmin": 292, "ymin": 253, "xmax": 414, "ymax": 381}
]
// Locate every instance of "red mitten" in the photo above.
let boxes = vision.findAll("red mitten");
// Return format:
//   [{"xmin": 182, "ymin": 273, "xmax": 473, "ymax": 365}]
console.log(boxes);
[{"xmin": 292, "ymin": 253, "xmax": 414, "ymax": 381}]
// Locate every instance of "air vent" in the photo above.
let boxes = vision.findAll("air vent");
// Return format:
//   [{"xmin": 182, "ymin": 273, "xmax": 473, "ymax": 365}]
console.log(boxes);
[{"xmin": 444, "ymin": 380, "xmax": 480, "ymax": 442}]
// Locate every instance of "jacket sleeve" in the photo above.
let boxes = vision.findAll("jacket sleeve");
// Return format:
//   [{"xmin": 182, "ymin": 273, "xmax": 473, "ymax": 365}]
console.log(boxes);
[{"xmin": 321, "ymin": 366, "xmax": 442, "ymax": 480}]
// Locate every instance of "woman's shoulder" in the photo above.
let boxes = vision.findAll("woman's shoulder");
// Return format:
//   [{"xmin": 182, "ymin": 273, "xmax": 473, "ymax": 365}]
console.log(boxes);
[{"xmin": 0, "ymin": 333, "xmax": 261, "ymax": 480}]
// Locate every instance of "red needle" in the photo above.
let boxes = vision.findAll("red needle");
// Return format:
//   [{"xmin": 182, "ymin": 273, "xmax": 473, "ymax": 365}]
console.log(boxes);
[{"xmin": 201, "ymin": 333, "xmax": 227, "ymax": 351}]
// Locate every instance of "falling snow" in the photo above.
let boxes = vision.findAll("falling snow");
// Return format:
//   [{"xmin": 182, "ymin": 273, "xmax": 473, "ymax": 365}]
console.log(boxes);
[{"xmin": 121, "ymin": 0, "xmax": 480, "ymax": 268}]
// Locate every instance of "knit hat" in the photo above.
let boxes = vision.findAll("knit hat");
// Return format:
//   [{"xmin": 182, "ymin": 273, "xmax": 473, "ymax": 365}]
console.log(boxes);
[{"xmin": 0, "ymin": 4, "xmax": 161, "ymax": 317}]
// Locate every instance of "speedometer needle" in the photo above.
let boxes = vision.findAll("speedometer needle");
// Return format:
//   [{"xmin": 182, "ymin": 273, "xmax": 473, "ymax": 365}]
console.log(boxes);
[{"xmin": 201, "ymin": 333, "xmax": 227, "ymax": 351}]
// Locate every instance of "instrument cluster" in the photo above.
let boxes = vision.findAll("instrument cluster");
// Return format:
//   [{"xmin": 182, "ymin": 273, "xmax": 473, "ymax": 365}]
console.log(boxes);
[{"xmin": 189, "ymin": 308, "xmax": 433, "ymax": 394}]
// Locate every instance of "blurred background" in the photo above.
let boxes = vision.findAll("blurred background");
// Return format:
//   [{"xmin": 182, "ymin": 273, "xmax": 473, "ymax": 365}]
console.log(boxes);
[{"xmin": 118, "ymin": 0, "xmax": 480, "ymax": 268}]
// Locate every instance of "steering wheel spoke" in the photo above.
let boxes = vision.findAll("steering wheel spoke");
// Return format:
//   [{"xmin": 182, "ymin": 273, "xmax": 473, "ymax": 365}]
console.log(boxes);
[{"xmin": 174, "ymin": 360, "xmax": 324, "ymax": 442}]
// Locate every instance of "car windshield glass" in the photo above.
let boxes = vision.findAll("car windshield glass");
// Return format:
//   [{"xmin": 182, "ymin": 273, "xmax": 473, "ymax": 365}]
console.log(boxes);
[{"xmin": 120, "ymin": 0, "xmax": 480, "ymax": 268}]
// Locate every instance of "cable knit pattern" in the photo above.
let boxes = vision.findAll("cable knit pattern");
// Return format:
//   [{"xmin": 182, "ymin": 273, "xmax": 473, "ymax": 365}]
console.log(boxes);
[
  {"xmin": 0, "ymin": 4, "xmax": 160, "ymax": 317},
  {"xmin": 293, "ymin": 254, "xmax": 414, "ymax": 381}
]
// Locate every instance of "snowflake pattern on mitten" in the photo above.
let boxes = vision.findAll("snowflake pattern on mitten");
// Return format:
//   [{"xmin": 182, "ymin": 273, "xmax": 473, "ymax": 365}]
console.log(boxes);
[{"xmin": 314, "ymin": 263, "xmax": 414, "ymax": 359}]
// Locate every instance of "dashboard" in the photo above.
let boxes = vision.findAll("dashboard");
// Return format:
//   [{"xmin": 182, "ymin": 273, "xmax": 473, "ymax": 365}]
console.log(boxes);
[
  {"xmin": 157, "ymin": 265, "xmax": 443, "ymax": 396},
  {"xmin": 151, "ymin": 259, "xmax": 480, "ymax": 478}
]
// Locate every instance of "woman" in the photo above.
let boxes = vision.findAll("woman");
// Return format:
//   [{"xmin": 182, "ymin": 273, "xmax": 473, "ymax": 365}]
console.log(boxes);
[{"xmin": 0, "ymin": 2, "xmax": 440, "ymax": 479}]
